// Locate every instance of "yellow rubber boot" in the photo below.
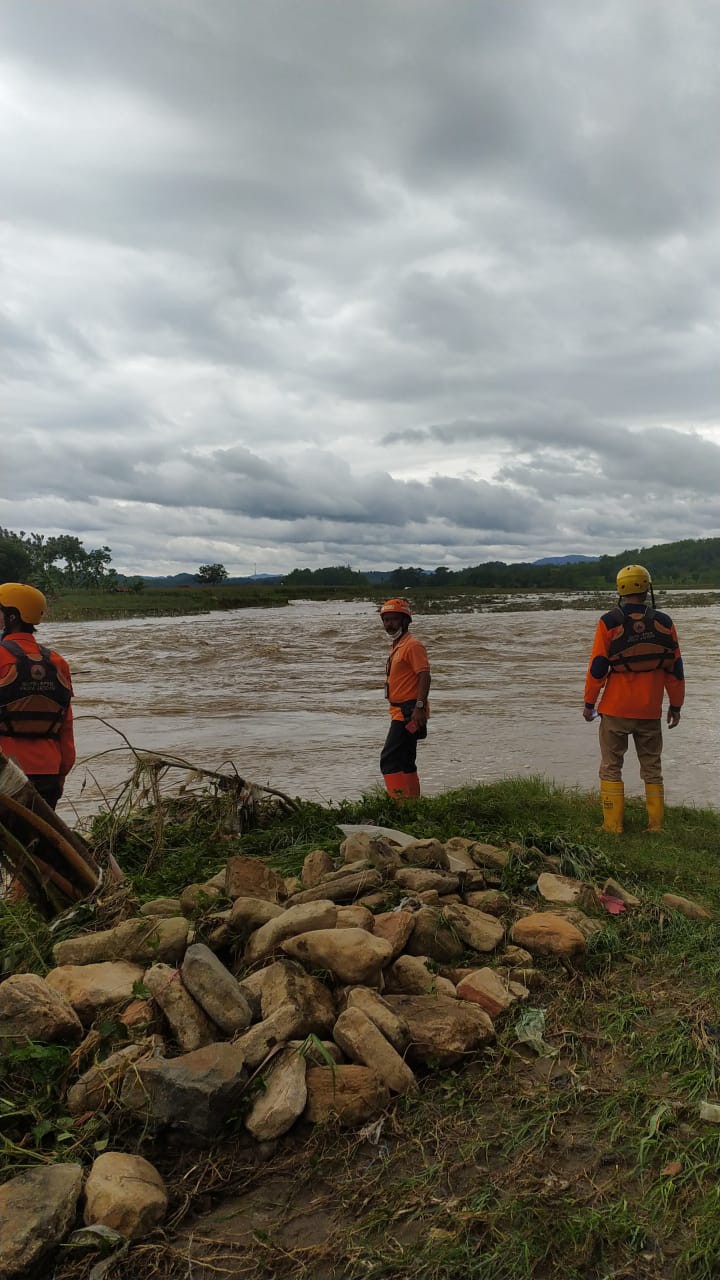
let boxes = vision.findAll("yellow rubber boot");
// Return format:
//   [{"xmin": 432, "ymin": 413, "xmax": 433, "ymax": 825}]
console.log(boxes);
[
  {"xmin": 645, "ymin": 782, "xmax": 664, "ymax": 833},
  {"xmin": 600, "ymin": 780, "xmax": 624, "ymax": 834}
]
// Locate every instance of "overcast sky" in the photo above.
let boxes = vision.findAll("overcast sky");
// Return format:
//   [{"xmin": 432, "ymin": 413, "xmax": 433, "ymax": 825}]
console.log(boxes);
[{"xmin": 2, "ymin": 1, "xmax": 719, "ymax": 575}]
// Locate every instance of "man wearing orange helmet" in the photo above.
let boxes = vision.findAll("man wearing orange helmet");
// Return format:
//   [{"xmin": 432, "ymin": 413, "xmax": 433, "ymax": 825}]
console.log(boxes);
[
  {"xmin": 0, "ymin": 583, "xmax": 76, "ymax": 810},
  {"xmin": 583, "ymin": 564, "xmax": 684, "ymax": 834},
  {"xmin": 379, "ymin": 597, "xmax": 431, "ymax": 799}
]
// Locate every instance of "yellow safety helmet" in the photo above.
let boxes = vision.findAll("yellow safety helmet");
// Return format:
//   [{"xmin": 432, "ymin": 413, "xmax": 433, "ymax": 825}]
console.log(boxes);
[
  {"xmin": 379, "ymin": 597, "xmax": 412, "ymax": 619},
  {"xmin": 0, "ymin": 582, "xmax": 47, "ymax": 625},
  {"xmin": 616, "ymin": 564, "xmax": 652, "ymax": 597}
]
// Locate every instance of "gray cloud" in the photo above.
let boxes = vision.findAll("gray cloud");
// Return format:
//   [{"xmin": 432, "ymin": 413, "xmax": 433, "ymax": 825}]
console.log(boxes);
[{"xmin": 1, "ymin": 0, "xmax": 720, "ymax": 573}]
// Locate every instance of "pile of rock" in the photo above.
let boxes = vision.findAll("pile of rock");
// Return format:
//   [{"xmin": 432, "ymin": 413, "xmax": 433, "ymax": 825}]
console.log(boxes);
[{"xmin": 0, "ymin": 828, "xmax": 705, "ymax": 1275}]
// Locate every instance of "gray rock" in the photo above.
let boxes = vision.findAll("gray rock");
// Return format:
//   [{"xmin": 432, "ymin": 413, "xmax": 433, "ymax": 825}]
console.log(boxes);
[
  {"xmin": 144, "ymin": 962, "xmax": 217, "ymax": 1051},
  {"xmin": 0, "ymin": 1163, "xmax": 83, "ymax": 1277},
  {"xmin": 67, "ymin": 1040, "xmax": 158, "ymax": 1115},
  {"xmin": 443, "ymin": 903, "xmax": 505, "ymax": 953},
  {"xmin": 181, "ymin": 944, "xmax": 252, "ymax": 1034},
  {"xmin": 345, "ymin": 988, "xmax": 410, "ymax": 1052},
  {"xmin": 121, "ymin": 1042, "xmax": 247, "ymax": 1137},
  {"xmin": 233, "ymin": 1003, "xmax": 307, "ymax": 1068}
]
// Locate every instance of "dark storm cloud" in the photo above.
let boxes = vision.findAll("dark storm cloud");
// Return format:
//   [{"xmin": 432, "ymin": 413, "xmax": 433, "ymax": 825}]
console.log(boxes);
[{"xmin": 1, "ymin": 0, "xmax": 720, "ymax": 573}]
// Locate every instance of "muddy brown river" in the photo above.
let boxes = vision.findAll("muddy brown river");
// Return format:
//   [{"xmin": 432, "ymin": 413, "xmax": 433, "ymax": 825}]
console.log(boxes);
[{"xmin": 35, "ymin": 598, "xmax": 718, "ymax": 820}]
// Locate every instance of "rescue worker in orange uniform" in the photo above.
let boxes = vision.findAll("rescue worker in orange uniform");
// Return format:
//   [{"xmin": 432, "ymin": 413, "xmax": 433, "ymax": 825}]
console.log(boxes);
[
  {"xmin": 0, "ymin": 583, "xmax": 76, "ymax": 810},
  {"xmin": 583, "ymin": 564, "xmax": 684, "ymax": 834},
  {"xmin": 379, "ymin": 598, "xmax": 431, "ymax": 799}
]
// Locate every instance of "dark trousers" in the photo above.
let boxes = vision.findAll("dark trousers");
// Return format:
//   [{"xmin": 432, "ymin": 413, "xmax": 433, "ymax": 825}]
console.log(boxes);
[
  {"xmin": 27, "ymin": 774, "xmax": 64, "ymax": 810},
  {"xmin": 380, "ymin": 720, "xmax": 420, "ymax": 776}
]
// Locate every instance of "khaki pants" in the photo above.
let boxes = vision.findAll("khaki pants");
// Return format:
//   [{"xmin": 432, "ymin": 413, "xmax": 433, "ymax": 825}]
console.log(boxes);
[{"xmin": 599, "ymin": 715, "xmax": 663, "ymax": 784}]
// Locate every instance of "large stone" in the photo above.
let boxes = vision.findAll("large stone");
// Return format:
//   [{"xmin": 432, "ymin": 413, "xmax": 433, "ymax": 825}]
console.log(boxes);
[
  {"xmin": 286, "ymin": 869, "xmax": 383, "ymax": 905},
  {"xmin": 181, "ymin": 944, "xmax": 252, "ymax": 1034},
  {"xmin": 340, "ymin": 832, "xmax": 373, "ymax": 863},
  {"xmin": 84, "ymin": 1152, "xmax": 167, "ymax": 1240},
  {"xmin": 542, "ymin": 906, "xmax": 604, "ymax": 938},
  {"xmin": 661, "ymin": 893, "xmax": 714, "ymax": 921},
  {"xmin": 511, "ymin": 912, "xmax": 586, "ymax": 959},
  {"xmin": 301, "ymin": 848, "xmax": 334, "ymax": 887},
  {"xmin": 603, "ymin": 878, "xmax": 642, "ymax": 908},
  {"xmin": 225, "ymin": 856, "xmax": 286, "ymax": 902},
  {"xmin": 537, "ymin": 873, "xmax": 586, "ymax": 904},
  {"xmin": 384, "ymin": 994, "xmax": 495, "ymax": 1067},
  {"xmin": 399, "ymin": 838, "xmax": 449, "ymax": 869},
  {"xmin": 333, "ymin": 1008, "xmax": 417, "ymax": 1094},
  {"xmin": 0, "ymin": 973, "xmax": 82, "ymax": 1049},
  {"xmin": 443, "ymin": 838, "xmax": 477, "ymax": 869},
  {"xmin": 463, "ymin": 890, "xmax": 510, "ymax": 916},
  {"xmin": 67, "ymin": 1040, "xmax": 157, "ymax": 1115},
  {"xmin": 336, "ymin": 905, "xmax": 375, "ymax": 930},
  {"xmin": 245, "ymin": 1047, "xmax": 308, "ymax": 1140},
  {"xmin": 244, "ymin": 901, "xmax": 338, "ymax": 965},
  {"xmin": 0, "ymin": 1163, "xmax": 83, "ymax": 1277},
  {"xmin": 233, "ymin": 1004, "xmax": 306, "ymax": 1068},
  {"xmin": 456, "ymin": 968, "xmax": 515, "ymax": 1017},
  {"xmin": 345, "ymin": 987, "xmax": 411, "ymax": 1052},
  {"xmin": 223, "ymin": 897, "xmax": 285, "ymax": 944},
  {"xmin": 144, "ymin": 963, "xmax": 217, "ymax": 1051},
  {"xmin": 470, "ymin": 842, "xmax": 510, "ymax": 870},
  {"xmin": 121, "ymin": 1042, "xmax": 247, "ymax": 1137},
  {"xmin": 372, "ymin": 910, "xmax": 415, "ymax": 959},
  {"xmin": 140, "ymin": 897, "xmax": 183, "ymax": 917},
  {"xmin": 260, "ymin": 959, "xmax": 336, "ymax": 1036},
  {"xmin": 405, "ymin": 907, "xmax": 465, "ymax": 963},
  {"xmin": 281, "ymin": 928, "xmax": 392, "ymax": 986},
  {"xmin": 366, "ymin": 837, "xmax": 403, "ymax": 874},
  {"xmin": 180, "ymin": 882, "xmax": 223, "ymax": 914},
  {"xmin": 305, "ymin": 1065, "xmax": 389, "ymax": 1127},
  {"xmin": 443, "ymin": 904, "xmax": 505, "ymax": 953},
  {"xmin": 53, "ymin": 917, "xmax": 189, "ymax": 967},
  {"xmin": 394, "ymin": 868, "xmax": 459, "ymax": 894},
  {"xmin": 384, "ymin": 955, "xmax": 456, "ymax": 998},
  {"xmin": 45, "ymin": 961, "xmax": 144, "ymax": 1023}
]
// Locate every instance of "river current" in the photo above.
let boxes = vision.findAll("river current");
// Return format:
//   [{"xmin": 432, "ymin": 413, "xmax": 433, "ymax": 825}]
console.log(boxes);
[{"xmin": 36, "ymin": 598, "xmax": 719, "ymax": 819}]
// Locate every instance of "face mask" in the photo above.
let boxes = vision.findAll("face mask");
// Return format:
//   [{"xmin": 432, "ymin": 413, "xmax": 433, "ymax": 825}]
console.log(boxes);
[{"xmin": 385, "ymin": 626, "xmax": 402, "ymax": 640}]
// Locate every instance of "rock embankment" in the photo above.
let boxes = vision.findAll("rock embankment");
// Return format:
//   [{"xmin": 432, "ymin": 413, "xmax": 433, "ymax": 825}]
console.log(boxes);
[{"xmin": 0, "ymin": 833, "xmax": 711, "ymax": 1276}]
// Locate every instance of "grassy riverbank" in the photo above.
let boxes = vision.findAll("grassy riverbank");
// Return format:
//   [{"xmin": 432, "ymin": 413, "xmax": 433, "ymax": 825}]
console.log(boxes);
[
  {"xmin": 3, "ymin": 778, "xmax": 720, "ymax": 1278},
  {"xmin": 46, "ymin": 583, "xmax": 720, "ymax": 623}
]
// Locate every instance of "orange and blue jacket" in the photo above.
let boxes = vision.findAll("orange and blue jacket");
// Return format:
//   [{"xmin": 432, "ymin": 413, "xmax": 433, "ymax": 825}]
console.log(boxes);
[
  {"xmin": 386, "ymin": 631, "xmax": 430, "ymax": 722},
  {"xmin": 0, "ymin": 632, "xmax": 76, "ymax": 777},
  {"xmin": 584, "ymin": 603, "xmax": 685, "ymax": 720}
]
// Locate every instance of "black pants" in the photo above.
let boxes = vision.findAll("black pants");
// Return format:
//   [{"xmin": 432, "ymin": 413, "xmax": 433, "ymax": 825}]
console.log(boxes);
[
  {"xmin": 27, "ymin": 774, "xmax": 64, "ymax": 810},
  {"xmin": 380, "ymin": 720, "xmax": 426, "ymax": 776}
]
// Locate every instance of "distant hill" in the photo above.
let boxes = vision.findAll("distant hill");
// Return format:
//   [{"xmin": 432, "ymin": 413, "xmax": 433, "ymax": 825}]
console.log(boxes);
[{"xmin": 532, "ymin": 555, "xmax": 599, "ymax": 566}]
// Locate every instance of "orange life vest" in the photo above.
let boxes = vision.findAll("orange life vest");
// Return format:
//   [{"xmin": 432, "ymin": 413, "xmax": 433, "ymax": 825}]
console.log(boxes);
[
  {"xmin": 0, "ymin": 639, "xmax": 72, "ymax": 739},
  {"xmin": 605, "ymin": 606, "xmax": 677, "ymax": 674}
]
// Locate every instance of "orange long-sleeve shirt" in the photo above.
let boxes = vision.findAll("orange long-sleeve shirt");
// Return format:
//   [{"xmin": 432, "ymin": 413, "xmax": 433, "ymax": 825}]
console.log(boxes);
[
  {"xmin": 0, "ymin": 632, "xmax": 76, "ymax": 776},
  {"xmin": 584, "ymin": 604, "xmax": 685, "ymax": 719}
]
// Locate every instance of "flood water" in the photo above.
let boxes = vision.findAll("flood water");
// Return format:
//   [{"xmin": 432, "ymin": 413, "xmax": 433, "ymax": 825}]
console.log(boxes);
[{"xmin": 35, "ymin": 598, "xmax": 719, "ymax": 820}]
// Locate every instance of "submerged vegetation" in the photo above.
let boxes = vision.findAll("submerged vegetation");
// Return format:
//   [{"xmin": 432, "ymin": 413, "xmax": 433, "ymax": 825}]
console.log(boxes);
[{"xmin": 4, "ymin": 777, "xmax": 720, "ymax": 1277}]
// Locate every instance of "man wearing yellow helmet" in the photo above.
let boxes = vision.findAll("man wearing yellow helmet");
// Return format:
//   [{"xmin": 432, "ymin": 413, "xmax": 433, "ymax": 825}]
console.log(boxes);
[
  {"xmin": 379, "ymin": 597, "xmax": 431, "ymax": 800},
  {"xmin": 583, "ymin": 564, "xmax": 684, "ymax": 834},
  {"xmin": 0, "ymin": 583, "xmax": 76, "ymax": 809}
]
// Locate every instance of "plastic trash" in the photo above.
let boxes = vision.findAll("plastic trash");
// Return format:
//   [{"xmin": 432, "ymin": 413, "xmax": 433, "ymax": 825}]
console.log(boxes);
[{"xmin": 514, "ymin": 1007, "xmax": 558, "ymax": 1057}]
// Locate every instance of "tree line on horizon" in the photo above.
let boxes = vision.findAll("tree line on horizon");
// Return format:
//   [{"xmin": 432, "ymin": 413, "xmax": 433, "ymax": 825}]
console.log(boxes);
[{"xmin": 3, "ymin": 526, "xmax": 720, "ymax": 594}]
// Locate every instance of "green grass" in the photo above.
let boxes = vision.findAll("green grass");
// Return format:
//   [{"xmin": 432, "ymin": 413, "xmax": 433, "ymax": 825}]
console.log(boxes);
[{"xmin": 9, "ymin": 776, "xmax": 720, "ymax": 1280}]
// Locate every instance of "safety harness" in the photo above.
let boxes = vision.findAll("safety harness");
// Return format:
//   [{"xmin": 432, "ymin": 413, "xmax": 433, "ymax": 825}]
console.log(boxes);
[
  {"xmin": 0, "ymin": 639, "xmax": 71, "ymax": 739},
  {"xmin": 605, "ymin": 606, "xmax": 677, "ymax": 674}
]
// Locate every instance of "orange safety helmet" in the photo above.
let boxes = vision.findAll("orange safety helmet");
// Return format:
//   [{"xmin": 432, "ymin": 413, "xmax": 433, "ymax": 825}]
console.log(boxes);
[
  {"xmin": 379, "ymin": 597, "xmax": 412, "ymax": 619},
  {"xmin": 0, "ymin": 582, "xmax": 47, "ymax": 625}
]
